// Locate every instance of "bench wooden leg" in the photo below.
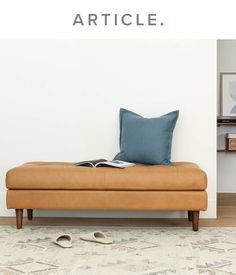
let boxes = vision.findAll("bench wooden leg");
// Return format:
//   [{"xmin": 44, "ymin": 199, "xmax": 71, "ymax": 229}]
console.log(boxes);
[
  {"xmin": 188, "ymin": 211, "xmax": 193, "ymax": 222},
  {"xmin": 15, "ymin": 209, "xmax": 23, "ymax": 229},
  {"xmin": 192, "ymin": 211, "xmax": 199, "ymax": 231},
  {"xmin": 27, "ymin": 209, "xmax": 33, "ymax": 220}
]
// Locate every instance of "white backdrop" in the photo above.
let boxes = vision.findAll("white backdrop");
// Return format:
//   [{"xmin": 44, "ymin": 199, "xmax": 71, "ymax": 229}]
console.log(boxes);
[{"xmin": 0, "ymin": 40, "xmax": 216, "ymax": 218}]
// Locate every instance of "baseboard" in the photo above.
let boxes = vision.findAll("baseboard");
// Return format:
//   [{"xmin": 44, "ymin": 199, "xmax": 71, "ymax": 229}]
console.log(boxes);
[{"xmin": 0, "ymin": 191, "xmax": 216, "ymax": 218}]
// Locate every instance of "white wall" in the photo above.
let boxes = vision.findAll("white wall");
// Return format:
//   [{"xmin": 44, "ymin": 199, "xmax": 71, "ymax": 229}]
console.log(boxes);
[
  {"xmin": 0, "ymin": 40, "xmax": 217, "ymax": 218},
  {"xmin": 217, "ymin": 40, "xmax": 236, "ymax": 192}
]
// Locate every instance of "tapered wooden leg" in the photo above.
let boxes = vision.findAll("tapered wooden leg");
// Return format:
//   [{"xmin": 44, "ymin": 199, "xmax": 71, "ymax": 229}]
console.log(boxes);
[
  {"xmin": 188, "ymin": 211, "xmax": 193, "ymax": 222},
  {"xmin": 27, "ymin": 209, "xmax": 33, "ymax": 220},
  {"xmin": 192, "ymin": 211, "xmax": 199, "ymax": 231},
  {"xmin": 15, "ymin": 209, "xmax": 23, "ymax": 229}
]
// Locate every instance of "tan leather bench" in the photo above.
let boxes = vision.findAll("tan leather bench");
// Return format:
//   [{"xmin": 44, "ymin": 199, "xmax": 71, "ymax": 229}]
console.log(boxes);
[{"xmin": 6, "ymin": 161, "xmax": 207, "ymax": 231}]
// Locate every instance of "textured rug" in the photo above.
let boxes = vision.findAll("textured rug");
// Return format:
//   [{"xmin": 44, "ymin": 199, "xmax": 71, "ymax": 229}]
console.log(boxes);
[{"xmin": 0, "ymin": 226, "xmax": 236, "ymax": 274}]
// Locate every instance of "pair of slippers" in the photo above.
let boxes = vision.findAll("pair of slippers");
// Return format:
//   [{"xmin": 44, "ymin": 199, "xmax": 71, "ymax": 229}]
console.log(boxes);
[{"xmin": 54, "ymin": 231, "xmax": 113, "ymax": 248}]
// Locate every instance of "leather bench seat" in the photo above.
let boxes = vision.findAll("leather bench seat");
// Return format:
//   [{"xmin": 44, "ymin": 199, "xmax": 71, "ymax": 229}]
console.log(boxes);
[{"xmin": 6, "ymin": 161, "xmax": 207, "ymax": 191}]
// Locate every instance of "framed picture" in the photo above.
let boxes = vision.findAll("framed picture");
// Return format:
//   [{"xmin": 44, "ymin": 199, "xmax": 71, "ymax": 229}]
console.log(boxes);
[{"xmin": 221, "ymin": 73, "xmax": 236, "ymax": 117}]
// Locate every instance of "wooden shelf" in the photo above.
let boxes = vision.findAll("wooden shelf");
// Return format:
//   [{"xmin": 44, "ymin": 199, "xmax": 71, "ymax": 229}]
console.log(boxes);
[
  {"xmin": 217, "ymin": 149, "xmax": 236, "ymax": 152},
  {"xmin": 217, "ymin": 119, "xmax": 236, "ymax": 152},
  {"xmin": 217, "ymin": 123, "xmax": 236, "ymax": 126}
]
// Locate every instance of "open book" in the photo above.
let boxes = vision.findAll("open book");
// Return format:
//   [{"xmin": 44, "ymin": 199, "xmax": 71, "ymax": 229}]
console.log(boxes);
[{"xmin": 74, "ymin": 159, "xmax": 135, "ymax": 168}]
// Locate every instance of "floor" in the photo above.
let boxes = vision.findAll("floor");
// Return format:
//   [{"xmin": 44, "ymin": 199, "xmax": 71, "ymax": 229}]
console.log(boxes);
[
  {"xmin": 0, "ymin": 193, "xmax": 235, "ymax": 227},
  {"xmin": 0, "ymin": 193, "xmax": 236, "ymax": 274},
  {"xmin": 1, "ymin": 226, "xmax": 236, "ymax": 274}
]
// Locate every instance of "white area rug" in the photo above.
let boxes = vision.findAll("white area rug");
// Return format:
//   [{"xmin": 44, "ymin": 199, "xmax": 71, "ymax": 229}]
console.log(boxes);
[{"xmin": 0, "ymin": 226, "xmax": 236, "ymax": 274}]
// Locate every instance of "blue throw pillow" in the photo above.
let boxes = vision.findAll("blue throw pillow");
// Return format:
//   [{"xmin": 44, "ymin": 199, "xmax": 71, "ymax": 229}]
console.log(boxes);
[{"xmin": 114, "ymin": 108, "xmax": 179, "ymax": 165}]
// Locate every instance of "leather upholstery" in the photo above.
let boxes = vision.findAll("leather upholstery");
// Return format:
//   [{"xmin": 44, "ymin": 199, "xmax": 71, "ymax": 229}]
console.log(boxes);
[
  {"xmin": 6, "ymin": 162, "xmax": 207, "ymax": 191},
  {"xmin": 7, "ymin": 190, "xmax": 207, "ymax": 210},
  {"xmin": 6, "ymin": 161, "xmax": 208, "ymax": 212}
]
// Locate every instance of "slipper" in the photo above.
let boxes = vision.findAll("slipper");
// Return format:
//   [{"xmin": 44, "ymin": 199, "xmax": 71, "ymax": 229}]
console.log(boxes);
[
  {"xmin": 54, "ymin": 234, "xmax": 72, "ymax": 248},
  {"xmin": 80, "ymin": 231, "xmax": 113, "ymax": 244}
]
